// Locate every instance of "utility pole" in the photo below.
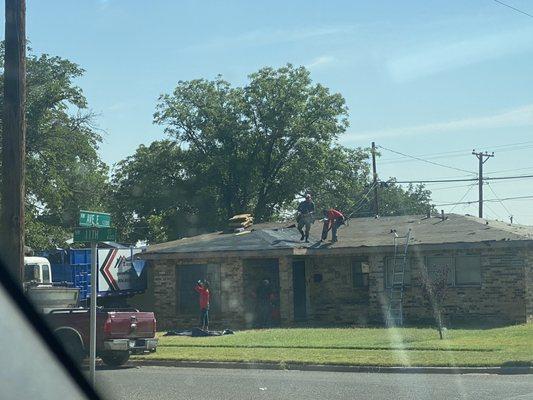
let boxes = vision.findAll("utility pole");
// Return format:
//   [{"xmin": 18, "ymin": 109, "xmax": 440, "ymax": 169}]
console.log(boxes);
[
  {"xmin": 472, "ymin": 150, "xmax": 494, "ymax": 219},
  {"xmin": 1, "ymin": 0, "xmax": 26, "ymax": 284},
  {"xmin": 371, "ymin": 142, "xmax": 379, "ymax": 217}
]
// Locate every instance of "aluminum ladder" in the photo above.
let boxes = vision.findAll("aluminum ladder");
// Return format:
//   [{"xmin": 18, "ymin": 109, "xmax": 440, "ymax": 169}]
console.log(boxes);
[{"xmin": 386, "ymin": 229, "xmax": 411, "ymax": 327}]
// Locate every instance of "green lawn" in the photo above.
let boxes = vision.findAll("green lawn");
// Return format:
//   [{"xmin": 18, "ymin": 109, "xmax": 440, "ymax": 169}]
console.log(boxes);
[{"xmin": 133, "ymin": 324, "xmax": 533, "ymax": 367}]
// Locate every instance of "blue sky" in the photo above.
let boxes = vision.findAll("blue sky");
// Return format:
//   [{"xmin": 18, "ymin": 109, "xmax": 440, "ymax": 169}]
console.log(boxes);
[{"xmin": 9, "ymin": 1, "xmax": 533, "ymax": 223}]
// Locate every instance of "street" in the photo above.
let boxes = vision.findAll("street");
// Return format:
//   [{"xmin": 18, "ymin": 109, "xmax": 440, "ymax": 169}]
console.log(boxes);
[{"xmin": 96, "ymin": 366, "xmax": 533, "ymax": 400}]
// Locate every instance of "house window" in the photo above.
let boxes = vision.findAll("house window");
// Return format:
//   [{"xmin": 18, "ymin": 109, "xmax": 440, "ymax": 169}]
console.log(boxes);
[
  {"xmin": 352, "ymin": 258, "xmax": 369, "ymax": 288},
  {"xmin": 455, "ymin": 256, "xmax": 481, "ymax": 285},
  {"xmin": 425, "ymin": 256, "xmax": 454, "ymax": 285},
  {"xmin": 385, "ymin": 257, "xmax": 411, "ymax": 288}
]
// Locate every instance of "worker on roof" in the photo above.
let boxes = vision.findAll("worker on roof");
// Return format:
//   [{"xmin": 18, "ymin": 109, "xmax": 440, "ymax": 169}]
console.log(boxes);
[
  {"xmin": 321, "ymin": 208, "xmax": 345, "ymax": 243},
  {"xmin": 296, "ymin": 193, "xmax": 315, "ymax": 243}
]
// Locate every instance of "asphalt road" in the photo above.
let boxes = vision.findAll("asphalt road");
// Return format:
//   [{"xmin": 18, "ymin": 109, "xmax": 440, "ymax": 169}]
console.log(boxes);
[{"xmin": 96, "ymin": 366, "xmax": 533, "ymax": 400}]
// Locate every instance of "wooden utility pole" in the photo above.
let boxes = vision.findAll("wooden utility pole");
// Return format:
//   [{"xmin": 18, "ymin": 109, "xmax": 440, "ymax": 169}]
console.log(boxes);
[
  {"xmin": 371, "ymin": 142, "xmax": 379, "ymax": 217},
  {"xmin": 1, "ymin": 0, "xmax": 26, "ymax": 284},
  {"xmin": 472, "ymin": 150, "xmax": 494, "ymax": 219}
]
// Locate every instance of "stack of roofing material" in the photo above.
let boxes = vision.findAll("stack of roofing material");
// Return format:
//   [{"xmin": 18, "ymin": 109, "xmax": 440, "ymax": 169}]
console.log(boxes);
[{"xmin": 228, "ymin": 214, "xmax": 254, "ymax": 231}]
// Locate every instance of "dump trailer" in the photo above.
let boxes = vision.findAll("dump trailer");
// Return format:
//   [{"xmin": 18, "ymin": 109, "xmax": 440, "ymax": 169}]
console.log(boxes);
[{"xmin": 40, "ymin": 247, "xmax": 147, "ymax": 307}]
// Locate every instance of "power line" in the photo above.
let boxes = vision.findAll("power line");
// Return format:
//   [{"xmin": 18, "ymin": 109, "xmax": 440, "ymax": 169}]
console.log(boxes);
[
  {"xmin": 435, "ymin": 195, "xmax": 533, "ymax": 207},
  {"xmin": 379, "ymin": 140, "xmax": 533, "ymax": 164},
  {"xmin": 486, "ymin": 182, "xmax": 514, "ymax": 219},
  {"xmin": 493, "ymin": 0, "xmax": 533, "ymax": 19},
  {"xmin": 448, "ymin": 184, "xmax": 476, "ymax": 214},
  {"xmin": 393, "ymin": 173, "xmax": 533, "ymax": 184},
  {"xmin": 377, "ymin": 145, "xmax": 476, "ymax": 175}
]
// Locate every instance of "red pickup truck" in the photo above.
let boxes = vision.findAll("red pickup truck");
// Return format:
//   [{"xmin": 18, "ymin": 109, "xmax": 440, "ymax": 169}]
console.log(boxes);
[{"xmin": 45, "ymin": 308, "xmax": 158, "ymax": 367}]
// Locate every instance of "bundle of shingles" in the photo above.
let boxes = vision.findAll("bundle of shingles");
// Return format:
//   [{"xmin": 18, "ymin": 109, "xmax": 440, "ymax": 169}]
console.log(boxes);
[{"xmin": 228, "ymin": 214, "xmax": 253, "ymax": 232}]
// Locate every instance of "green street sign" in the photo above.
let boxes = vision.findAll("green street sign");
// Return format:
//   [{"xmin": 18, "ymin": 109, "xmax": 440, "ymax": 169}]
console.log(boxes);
[
  {"xmin": 79, "ymin": 210, "xmax": 111, "ymax": 228},
  {"xmin": 73, "ymin": 227, "xmax": 117, "ymax": 243}
]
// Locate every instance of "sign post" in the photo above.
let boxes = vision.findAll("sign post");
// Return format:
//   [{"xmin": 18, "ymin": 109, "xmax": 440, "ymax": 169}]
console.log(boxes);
[
  {"xmin": 89, "ymin": 241, "xmax": 97, "ymax": 385},
  {"xmin": 74, "ymin": 210, "xmax": 113, "ymax": 386}
]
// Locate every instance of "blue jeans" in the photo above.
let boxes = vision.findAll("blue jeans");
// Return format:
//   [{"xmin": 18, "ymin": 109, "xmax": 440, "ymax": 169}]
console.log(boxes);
[{"xmin": 200, "ymin": 307, "xmax": 209, "ymax": 329}]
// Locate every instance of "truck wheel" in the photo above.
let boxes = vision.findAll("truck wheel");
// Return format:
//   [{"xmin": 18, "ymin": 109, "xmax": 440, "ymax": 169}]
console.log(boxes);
[
  {"xmin": 100, "ymin": 351, "xmax": 130, "ymax": 367},
  {"xmin": 56, "ymin": 331, "xmax": 85, "ymax": 365}
]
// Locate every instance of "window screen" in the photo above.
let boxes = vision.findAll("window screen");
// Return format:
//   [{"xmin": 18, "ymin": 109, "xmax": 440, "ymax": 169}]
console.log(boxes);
[
  {"xmin": 352, "ymin": 258, "xmax": 369, "ymax": 288},
  {"xmin": 455, "ymin": 256, "xmax": 481, "ymax": 285},
  {"xmin": 385, "ymin": 257, "xmax": 411, "ymax": 288},
  {"xmin": 426, "ymin": 256, "xmax": 454, "ymax": 285}
]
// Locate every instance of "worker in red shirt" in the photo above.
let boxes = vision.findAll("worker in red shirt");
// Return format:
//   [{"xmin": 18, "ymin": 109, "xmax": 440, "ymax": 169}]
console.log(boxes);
[
  {"xmin": 321, "ymin": 208, "xmax": 345, "ymax": 242},
  {"xmin": 194, "ymin": 280, "xmax": 210, "ymax": 331}
]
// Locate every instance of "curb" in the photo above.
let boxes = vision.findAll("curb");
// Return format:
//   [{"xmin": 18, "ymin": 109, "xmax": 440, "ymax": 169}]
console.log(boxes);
[{"xmin": 129, "ymin": 359, "xmax": 532, "ymax": 375}]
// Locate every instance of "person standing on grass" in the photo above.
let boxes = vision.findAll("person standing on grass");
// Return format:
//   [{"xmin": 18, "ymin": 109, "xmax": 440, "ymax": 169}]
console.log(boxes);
[{"xmin": 194, "ymin": 279, "xmax": 210, "ymax": 331}]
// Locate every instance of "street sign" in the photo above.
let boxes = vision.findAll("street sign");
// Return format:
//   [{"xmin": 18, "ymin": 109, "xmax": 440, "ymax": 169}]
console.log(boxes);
[
  {"xmin": 79, "ymin": 210, "xmax": 111, "ymax": 228},
  {"xmin": 73, "ymin": 227, "xmax": 117, "ymax": 243}
]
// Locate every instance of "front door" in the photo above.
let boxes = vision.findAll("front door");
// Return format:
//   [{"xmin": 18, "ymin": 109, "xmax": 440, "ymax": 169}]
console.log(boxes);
[{"xmin": 292, "ymin": 260, "xmax": 307, "ymax": 320}]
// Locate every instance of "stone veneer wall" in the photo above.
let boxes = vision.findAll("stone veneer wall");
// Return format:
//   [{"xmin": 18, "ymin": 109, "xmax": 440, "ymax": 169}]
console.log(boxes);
[{"xmin": 368, "ymin": 247, "xmax": 528, "ymax": 326}]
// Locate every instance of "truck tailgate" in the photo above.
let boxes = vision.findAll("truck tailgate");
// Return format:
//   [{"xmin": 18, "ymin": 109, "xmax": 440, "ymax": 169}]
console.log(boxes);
[{"xmin": 105, "ymin": 311, "xmax": 156, "ymax": 339}]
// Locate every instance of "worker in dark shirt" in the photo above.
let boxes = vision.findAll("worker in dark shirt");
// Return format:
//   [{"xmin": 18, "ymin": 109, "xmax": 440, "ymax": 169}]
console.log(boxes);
[
  {"xmin": 321, "ymin": 208, "xmax": 345, "ymax": 242},
  {"xmin": 296, "ymin": 194, "xmax": 315, "ymax": 243}
]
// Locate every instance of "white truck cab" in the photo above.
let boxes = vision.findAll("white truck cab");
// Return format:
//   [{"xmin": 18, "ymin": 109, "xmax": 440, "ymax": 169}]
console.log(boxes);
[{"xmin": 24, "ymin": 256, "xmax": 52, "ymax": 285}]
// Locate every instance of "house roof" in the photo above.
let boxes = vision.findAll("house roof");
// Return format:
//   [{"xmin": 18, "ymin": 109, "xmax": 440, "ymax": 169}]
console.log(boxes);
[{"xmin": 143, "ymin": 213, "xmax": 533, "ymax": 258}]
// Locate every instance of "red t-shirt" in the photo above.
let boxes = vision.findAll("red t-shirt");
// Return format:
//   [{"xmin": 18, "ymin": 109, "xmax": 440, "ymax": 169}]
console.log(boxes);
[
  {"xmin": 194, "ymin": 285, "xmax": 210, "ymax": 309},
  {"xmin": 327, "ymin": 209, "xmax": 344, "ymax": 221}
]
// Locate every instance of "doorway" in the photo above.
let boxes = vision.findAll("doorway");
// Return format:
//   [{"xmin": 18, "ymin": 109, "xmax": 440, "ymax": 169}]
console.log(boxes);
[{"xmin": 292, "ymin": 259, "xmax": 307, "ymax": 320}]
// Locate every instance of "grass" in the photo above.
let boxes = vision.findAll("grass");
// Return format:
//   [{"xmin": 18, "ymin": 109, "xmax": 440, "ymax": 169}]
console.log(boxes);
[{"xmin": 133, "ymin": 324, "xmax": 533, "ymax": 367}]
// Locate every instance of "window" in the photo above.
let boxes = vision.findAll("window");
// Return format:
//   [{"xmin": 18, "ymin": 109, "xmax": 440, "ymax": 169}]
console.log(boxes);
[
  {"xmin": 426, "ymin": 256, "xmax": 454, "ymax": 285},
  {"xmin": 352, "ymin": 258, "xmax": 369, "ymax": 288},
  {"xmin": 41, "ymin": 264, "xmax": 51, "ymax": 283},
  {"xmin": 425, "ymin": 255, "xmax": 481, "ymax": 286},
  {"xmin": 385, "ymin": 257, "xmax": 411, "ymax": 288},
  {"xmin": 24, "ymin": 264, "xmax": 40, "ymax": 282},
  {"xmin": 455, "ymin": 256, "xmax": 481, "ymax": 285}
]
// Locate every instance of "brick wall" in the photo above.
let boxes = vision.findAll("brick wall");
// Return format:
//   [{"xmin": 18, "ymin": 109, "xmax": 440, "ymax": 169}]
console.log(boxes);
[
  {"xmin": 524, "ymin": 248, "xmax": 533, "ymax": 323},
  {"xmin": 306, "ymin": 256, "xmax": 369, "ymax": 325},
  {"xmin": 369, "ymin": 247, "xmax": 529, "ymax": 326},
  {"xmin": 148, "ymin": 245, "xmax": 530, "ymax": 330}
]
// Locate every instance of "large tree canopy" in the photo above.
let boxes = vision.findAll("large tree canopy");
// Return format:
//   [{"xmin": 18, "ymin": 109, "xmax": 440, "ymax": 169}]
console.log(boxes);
[
  {"xmin": 111, "ymin": 65, "xmax": 432, "ymax": 243},
  {"xmin": 0, "ymin": 49, "xmax": 108, "ymax": 249},
  {"xmin": 154, "ymin": 65, "xmax": 349, "ymax": 221}
]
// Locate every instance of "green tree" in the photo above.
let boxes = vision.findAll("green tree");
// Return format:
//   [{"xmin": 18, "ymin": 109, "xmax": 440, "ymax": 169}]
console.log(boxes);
[
  {"xmin": 0, "ymin": 49, "xmax": 108, "ymax": 249},
  {"xmin": 113, "ymin": 64, "xmax": 433, "ymax": 242},
  {"xmin": 154, "ymin": 64, "xmax": 348, "ymax": 222},
  {"xmin": 109, "ymin": 140, "xmax": 221, "ymax": 243}
]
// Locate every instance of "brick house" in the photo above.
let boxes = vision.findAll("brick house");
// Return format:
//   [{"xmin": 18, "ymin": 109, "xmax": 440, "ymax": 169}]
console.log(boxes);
[{"xmin": 138, "ymin": 214, "xmax": 533, "ymax": 330}]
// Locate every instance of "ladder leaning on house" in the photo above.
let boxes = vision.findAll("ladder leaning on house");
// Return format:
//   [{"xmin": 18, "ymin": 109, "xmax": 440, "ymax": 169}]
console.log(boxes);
[{"xmin": 386, "ymin": 229, "xmax": 411, "ymax": 327}]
